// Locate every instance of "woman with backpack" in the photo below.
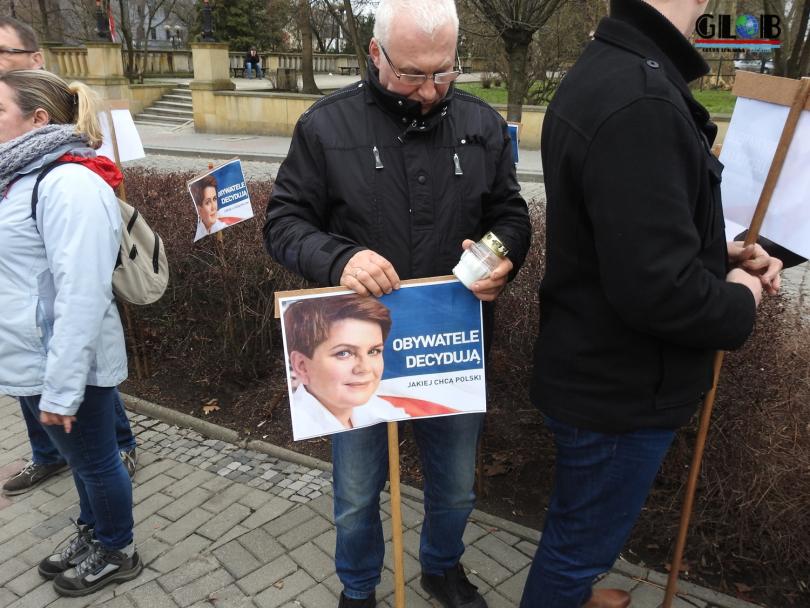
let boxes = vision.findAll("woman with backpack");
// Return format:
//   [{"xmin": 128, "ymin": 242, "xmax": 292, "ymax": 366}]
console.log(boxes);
[{"xmin": 0, "ymin": 69, "xmax": 141, "ymax": 597}]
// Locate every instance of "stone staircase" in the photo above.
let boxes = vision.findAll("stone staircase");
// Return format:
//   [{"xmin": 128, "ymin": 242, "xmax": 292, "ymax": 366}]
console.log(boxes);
[{"xmin": 134, "ymin": 84, "xmax": 193, "ymax": 128}]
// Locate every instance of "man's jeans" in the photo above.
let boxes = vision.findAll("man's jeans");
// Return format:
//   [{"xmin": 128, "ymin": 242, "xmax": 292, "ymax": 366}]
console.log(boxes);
[
  {"xmin": 23, "ymin": 389, "xmax": 136, "ymax": 466},
  {"xmin": 333, "ymin": 413, "xmax": 484, "ymax": 599},
  {"xmin": 19, "ymin": 387, "xmax": 134, "ymax": 550},
  {"xmin": 520, "ymin": 415, "xmax": 675, "ymax": 608},
  {"xmin": 245, "ymin": 63, "xmax": 263, "ymax": 79}
]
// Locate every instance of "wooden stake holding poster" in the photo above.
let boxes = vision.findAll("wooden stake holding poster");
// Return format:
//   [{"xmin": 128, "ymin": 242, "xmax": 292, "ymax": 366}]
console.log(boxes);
[
  {"xmin": 663, "ymin": 74, "xmax": 810, "ymax": 608},
  {"xmin": 99, "ymin": 100, "xmax": 149, "ymax": 378},
  {"xmin": 276, "ymin": 277, "xmax": 487, "ymax": 608}
]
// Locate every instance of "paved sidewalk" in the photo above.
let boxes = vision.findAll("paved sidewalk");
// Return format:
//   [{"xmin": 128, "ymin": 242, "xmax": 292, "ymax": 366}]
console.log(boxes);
[{"xmin": 0, "ymin": 394, "xmax": 762, "ymax": 608}]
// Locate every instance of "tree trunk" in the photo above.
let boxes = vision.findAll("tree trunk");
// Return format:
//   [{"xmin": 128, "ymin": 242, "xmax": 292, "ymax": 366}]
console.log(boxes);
[
  {"xmin": 298, "ymin": 0, "xmax": 321, "ymax": 94},
  {"xmin": 342, "ymin": 0, "xmax": 367, "ymax": 79},
  {"xmin": 785, "ymin": 0, "xmax": 809, "ymax": 78},
  {"xmin": 503, "ymin": 32, "xmax": 532, "ymax": 122}
]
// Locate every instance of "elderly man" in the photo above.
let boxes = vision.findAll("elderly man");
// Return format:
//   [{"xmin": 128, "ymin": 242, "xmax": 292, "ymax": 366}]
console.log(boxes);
[
  {"xmin": 0, "ymin": 17, "xmax": 138, "ymax": 497},
  {"xmin": 522, "ymin": 0, "xmax": 784, "ymax": 607},
  {"xmin": 264, "ymin": 1, "xmax": 530, "ymax": 606}
]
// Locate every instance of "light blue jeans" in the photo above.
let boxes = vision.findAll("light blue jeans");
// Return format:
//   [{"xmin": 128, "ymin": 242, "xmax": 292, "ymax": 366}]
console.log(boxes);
[{"xmin": 332, "ymin": 413, "xmax": 484, "ymax": 599}]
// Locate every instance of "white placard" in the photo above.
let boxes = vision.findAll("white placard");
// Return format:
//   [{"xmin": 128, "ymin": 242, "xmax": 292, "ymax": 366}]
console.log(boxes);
[
  {"xmin": 97, "ymin": 108, "xmax": 145, "ymax": 163},
  {"xmin": 720, "ymin": 97, "xmax": 810, "ymax": 259}
]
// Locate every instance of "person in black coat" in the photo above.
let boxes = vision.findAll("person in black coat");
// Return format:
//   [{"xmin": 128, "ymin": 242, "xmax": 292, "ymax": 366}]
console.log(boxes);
[{"xmin": 521, "ymin": 0, "xmax": 784, "ymax": 607}]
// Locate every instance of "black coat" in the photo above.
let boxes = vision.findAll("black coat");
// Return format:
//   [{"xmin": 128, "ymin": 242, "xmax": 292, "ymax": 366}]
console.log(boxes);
[
  {"xmin": 264, "ymin": 64, "xmax": 531, "ymax": 287},
  {"xmin": 531, "ymin": 0, "xmax": 757, "ymax": 433}
]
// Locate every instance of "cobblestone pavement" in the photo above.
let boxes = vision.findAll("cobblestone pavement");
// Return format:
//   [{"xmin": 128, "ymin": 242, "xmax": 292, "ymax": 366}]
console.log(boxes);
[{"xmin": 0, "ymin": 394, "xmax": 762, "ymax": 608}]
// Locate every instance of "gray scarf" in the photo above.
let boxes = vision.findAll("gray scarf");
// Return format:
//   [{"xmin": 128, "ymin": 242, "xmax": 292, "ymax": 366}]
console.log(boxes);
[{"xmin": 0, "ymin": 125, "xmax": 88, "ymax": 194}]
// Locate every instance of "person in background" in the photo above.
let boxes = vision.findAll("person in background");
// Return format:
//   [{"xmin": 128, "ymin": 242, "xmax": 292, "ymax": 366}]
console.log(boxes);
[
  {"xmin": 265, "ymin": 0, "xmax": 531, "ymax": 605},
  {"xmin": 0, "ymin": 15, "xmax": 137, "ymax": 498},
  {"xmin": 522, "ymin": 0, "xmax": 784, "ymax": 606},
  {"xmin": 0, "ymin": 69, "xmax": 141, "ymax": 596},
  {"xmin": 244, "ymin": 47, "xmax": 263, "ymax": 79}
]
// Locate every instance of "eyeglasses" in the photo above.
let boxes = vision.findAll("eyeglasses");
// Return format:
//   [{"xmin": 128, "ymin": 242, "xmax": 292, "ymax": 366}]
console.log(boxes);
[
  {"xmin": 378, "ymin": 43, "xmax": 461, "ymax": 86},
  {"xmin": 0, "ymin": 47, "xmax": 36, "ymax": 55}
]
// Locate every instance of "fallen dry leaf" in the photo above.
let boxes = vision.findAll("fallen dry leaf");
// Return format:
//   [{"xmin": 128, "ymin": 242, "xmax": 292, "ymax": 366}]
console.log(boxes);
[{"xmin": 202, "ymin": 398, "xmax": 220, "ymax": 415}]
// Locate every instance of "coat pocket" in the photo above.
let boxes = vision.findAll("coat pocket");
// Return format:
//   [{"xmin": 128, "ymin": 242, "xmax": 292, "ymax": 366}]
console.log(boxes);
[{"xmin": 654, "ymin": 343, "xmax": 713, "ymax": 409}]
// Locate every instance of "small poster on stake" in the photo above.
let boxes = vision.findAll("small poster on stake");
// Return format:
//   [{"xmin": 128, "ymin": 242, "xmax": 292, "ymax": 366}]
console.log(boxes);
[
  {"xmin": 187, "ymin": 159, "xmax": 254, "ymax": 241},
  {"xmin": 278, "ymin": 278, "xmax": 487, "ymax": 441},
  {"xmin": 507, "ymin": 122, "xmax": 520, "ymax": 164},
  {"xmin": 720, "ymin": 73, "xmax": 810, "ymax": 259},
  {"xmin": 97, "ymin": 101, "xmax": 145, "ymax": 163}
]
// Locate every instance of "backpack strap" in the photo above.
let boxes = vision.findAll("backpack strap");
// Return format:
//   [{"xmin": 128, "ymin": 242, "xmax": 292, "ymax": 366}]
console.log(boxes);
[{"xmin": 30, "ymin": 160, "xmax": 72, "ymax": 228}]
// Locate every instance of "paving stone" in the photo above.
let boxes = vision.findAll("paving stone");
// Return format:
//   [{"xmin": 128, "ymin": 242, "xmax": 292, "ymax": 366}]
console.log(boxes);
[
  {"xmin": 0, "ymin": 512, "xmax": 49, "ymax": 544},
  {"xmin": 133, "ymin": 474, "xmax": 175, "ymax": 503},
  {"xmin": 163, "ymin": 462, "xmax": 196, "ymax": 480},
  {"xmin": 213, "ymin": 539, "xmax": 263, "ymax": 578},
  {"xmin": 595, "ymin": 572, "xmax": 638, "ymax": 593},
  {"xmin": 135, "ymin": 459, "xmax": 175, "ymax": 484},
  {"xmin": 133, "ymin": 513, "xmax": 171, "ymax": 540},
  {"xmin": 171, "ymin": 567, "xmax": 233, "ymax": 607},
  {"xmin": 163, "ymin": 470, "xmax": 215, "ymax": 499},
  {"xmin": 0, "ymin": 588, "xmax": 18, "ymax": 607},
  {"xmin": 201, "ymin": 584, "xmax": 253, "ymax": 608},
  {"xmin": 201, "ymin": 476, "xmax": 232, "ymax": 493},
  {"xmin": 237, "ymin": 555, "xmax": 297, "ymax": 596},
  {"xmin": 196, "ymin": 502, "xmax": 251, "ymax": 540},
  {"xmin": 3, "ymin": 563, "xmax": 40, "ymax": 595},
  {"xmin": 4, "ymin": 581, "xmax": 59, "ymax": 608},
  {"xmin": 158, "ymin": 555, "xmax": 220, "ymax": 593},
  {"xmin": 296, "ymin": 582, "xmax": 338, "ymax": 608},
  {"xmin": 151, "ymin": 534, "xmax": 212, "ymax": 574},
  {"xmin": 289, "ymin": 542, "xmax": 334, "ymax": 582},
  {"xmin": 382, "ymin": 542, "xmax": 421, "ymax": 582},
  {"xmin": 473, "ymin": 533, "xmax": 532, "ymax": 570},
  {"xmin": 202, "ymin": 484, "xmax": 252, "ymax": 513},
  {"xmin": 461, "ymin": 521, "xmax": 489, "ymax": 546},
  {"xmin": 209, "ymin": 525, "xmax": 249, "ymax": 552},
  {"xmin": 133, "ymin": 492, "xmax": 175, "ymax": 522},
  {"xmin": 157, "ymin": 507, "xmax": 215, "ymax": 545},
  {"xmin": 481, "ymin": 588, "xmax": 515, "ymax": 608},
  {"xmin": 493, "ymin": 565, "xmax": 529, "ymax": 604},
  {"xmin": 277, "ymin": 514, "xmax": 332, "ymax": 549},
  {"xmin": 381, "ymin": 584, "xmax": 433, "ymax": 608},
  {"xmin": 254, "ymin": 569, "xmax": 317, "ymax": 608},
  {"xmin": 459, "ymin": 545, "xmax": 512, "ymax": 587},
  {"xmin": 312, "ymin": 528, "xmax": 336, "ymax": 557},
  {"xmin": 241, "ymin": 496, "xmax": 292, "ymax": 529},
  {"xmin": 263, "ymin": 505, "xmax": 315, "ymax": 537},
  {"xmin": 0, "ymin": 531, "xmax": 39, "ymax": 563},
  {"xmin": 128, "ymin": 580, "xmax": 177, "ymax": 608},
  {"xmin": 237, "ymin": 528, "xmax": 286, "ymax": 563},
  {"xmin": 515, "ymin": 539, "xmax": 538, "ymax": 558},
  {"xmin": 159, "ymin": 488, "xmax": 213, "ymax": 522}
]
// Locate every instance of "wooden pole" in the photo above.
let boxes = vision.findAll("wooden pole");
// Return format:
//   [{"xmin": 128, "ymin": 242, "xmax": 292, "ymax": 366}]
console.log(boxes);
[
  {"xmin": 663, "ymin": 77, "xmax": 810, "ymax": 608},
  {"xmin": 106, "ymin": 106, "xmax": 147, "ymax": 379},
  {"xmin": 387, "ymin": 421, "xmax": 406, "ymax": 608}
]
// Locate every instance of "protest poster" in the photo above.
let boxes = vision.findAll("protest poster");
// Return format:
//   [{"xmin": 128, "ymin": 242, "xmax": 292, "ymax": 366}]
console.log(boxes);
[
  {"xmin": 97, "ymin": 101, "xmax": 145, "ymax": 163},
  {"xmin": 719, "ymin": 73, "xmax": 810, "ymax": 259},
  {"xmin": 278, "ymin": 278, "xmax": 486, "ymax": 441},
  {"xmin": 187, "ymin": 159, "xmax": 254, "ymax": 242}
]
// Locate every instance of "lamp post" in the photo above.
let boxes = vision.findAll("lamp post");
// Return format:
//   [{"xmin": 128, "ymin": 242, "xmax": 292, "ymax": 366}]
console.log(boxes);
[
  {"xmin": 96, "ymin": 0, "xmax": 111, "ymax": 40},
  {"xmin": 165, "ymin": 25, "xmax": 183, "ymax": 49},
  {"xmin": 201, "ymin": 0, "xmax": 214, "ymax": 42}
]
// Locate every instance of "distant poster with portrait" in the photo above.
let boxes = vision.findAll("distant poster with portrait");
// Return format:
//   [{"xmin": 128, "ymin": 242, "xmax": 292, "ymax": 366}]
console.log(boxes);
[
  {"xmin": 278, "ymin": 278, "xmax": 486, "ymax": 441},
  {"xmin": 507, "ymin": 122, "xmax": 520, "ymax": 164},
  {"xmin": 187, "ymin": 158, "xmax": 254, "ymax": 242}
]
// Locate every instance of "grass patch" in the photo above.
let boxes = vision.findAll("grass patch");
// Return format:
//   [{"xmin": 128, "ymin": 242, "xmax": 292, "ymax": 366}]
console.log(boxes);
[{"xmin": 458, "ymin": 82, "xmax": 737, "ymax": 114}]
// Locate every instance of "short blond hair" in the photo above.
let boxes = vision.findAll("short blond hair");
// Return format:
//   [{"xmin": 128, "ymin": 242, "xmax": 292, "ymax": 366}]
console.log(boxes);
[{"xmin": 0, "ymin": 70, "xmax": 103, "ymax": 148}]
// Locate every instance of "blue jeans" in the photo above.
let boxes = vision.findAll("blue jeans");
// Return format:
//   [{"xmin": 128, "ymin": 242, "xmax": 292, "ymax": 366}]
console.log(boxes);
[
  {"xmin": 24, "ymin": 389, "xmax": 135, "ymax": 466},
  {"xmin": 333, "ymin": 414, "xmax": 484, "ymax": 599},
  {"xmin": 19, "ymin": 387, "xmax": 134, "ymax": 550},
  {"xmin": 520, "ymin": 415, "xmax": 675, "ymax": 608},
  {"xmin": 245, "ymin": 63, "xmax": 263, "ymax": 79}
]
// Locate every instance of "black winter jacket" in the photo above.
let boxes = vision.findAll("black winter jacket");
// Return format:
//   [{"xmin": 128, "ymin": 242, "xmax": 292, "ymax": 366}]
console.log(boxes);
[
  {"xmin": 531, "ymin": 0, "xmax": 756, "ymax": 433},
  {"xmin": 264, "ymin": 64, "xmax": 531, "ymax": 287}
]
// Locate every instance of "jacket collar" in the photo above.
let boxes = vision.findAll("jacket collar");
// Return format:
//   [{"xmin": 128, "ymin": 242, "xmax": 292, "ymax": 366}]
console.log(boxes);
[
  {"xmin": 597, "ymin": 0, "xmax": 710, "ymax": 119},
  {"xmin": 364, "ymin": 58, "xmax": 454, "ymax": 134}
]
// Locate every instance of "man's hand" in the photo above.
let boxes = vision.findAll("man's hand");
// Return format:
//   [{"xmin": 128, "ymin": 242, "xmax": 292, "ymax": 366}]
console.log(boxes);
[
  {"xmin": 461, "ymin": 239, "xmax": 513, "ymax": 302},
  {"xmin": 727, "ymin": 267, "xmax": 763, "ymax": 307},
  {"xmin": 341, "ymin": 250, "xmax": 401, "ymax": 297},
  {"xmin": 40, "ymin": 411, "xmax": 76, "ymax": 434},
  {"xmin": 727, "ymin": 241, "xmax": 783, "ymax": 295}
]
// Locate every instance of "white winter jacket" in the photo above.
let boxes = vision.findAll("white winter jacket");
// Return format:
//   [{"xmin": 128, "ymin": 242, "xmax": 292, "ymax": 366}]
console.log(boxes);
[{"xmin": 0, "ymin": 144, "xmax": 127, "ymax": 416}]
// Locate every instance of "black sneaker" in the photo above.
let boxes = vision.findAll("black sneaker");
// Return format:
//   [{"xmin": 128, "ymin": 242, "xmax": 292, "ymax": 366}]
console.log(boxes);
[
  {"xmin": 338, "ymin": 592, "xmax": 376, "ymax": 607},
  {"xmin": 2, "ymin": 461, "xmax": 68, "ymax": 496},
  {"xmin": 120, "ymin": 448, "xmax": 137, "ymax": 479},
  {"xmin": 53, "ymin": 542, "xmax": 143, "ymax": 597},
  {"xmin": 420, "ymin": 563, "xmax": 487, "ymax": 608},
  {"xmin": 38, "ymin": 521, "xmax": 94, "ymax": 579}
]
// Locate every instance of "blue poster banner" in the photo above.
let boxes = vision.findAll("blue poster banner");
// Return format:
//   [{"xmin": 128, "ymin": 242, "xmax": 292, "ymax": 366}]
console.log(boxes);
[
  {"xmin": 187, "ymin": 158, "xmax": 254, "ymax": 242},
  {"xmin": 278, "ymin": 278, "xmax": 486, "ymax": 441}
]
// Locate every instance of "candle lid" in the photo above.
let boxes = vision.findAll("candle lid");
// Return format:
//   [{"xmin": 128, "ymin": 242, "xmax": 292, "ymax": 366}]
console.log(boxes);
[{"xmin": 480, "ymin": 232, "xmax": 508, "ymax": 258}]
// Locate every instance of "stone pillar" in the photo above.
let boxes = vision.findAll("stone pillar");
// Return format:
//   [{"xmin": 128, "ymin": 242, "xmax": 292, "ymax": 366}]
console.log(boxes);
[
  {"xmin": 84, "ymin": 42, "xmax": 129, "ymax": 100},
  {"xmin": 190, "ymin": 43, "xmax": 235, "ymax": 132},
  {"xmin": 40, "ymin": 42, "xmax": 62, "ymax": 75}
]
